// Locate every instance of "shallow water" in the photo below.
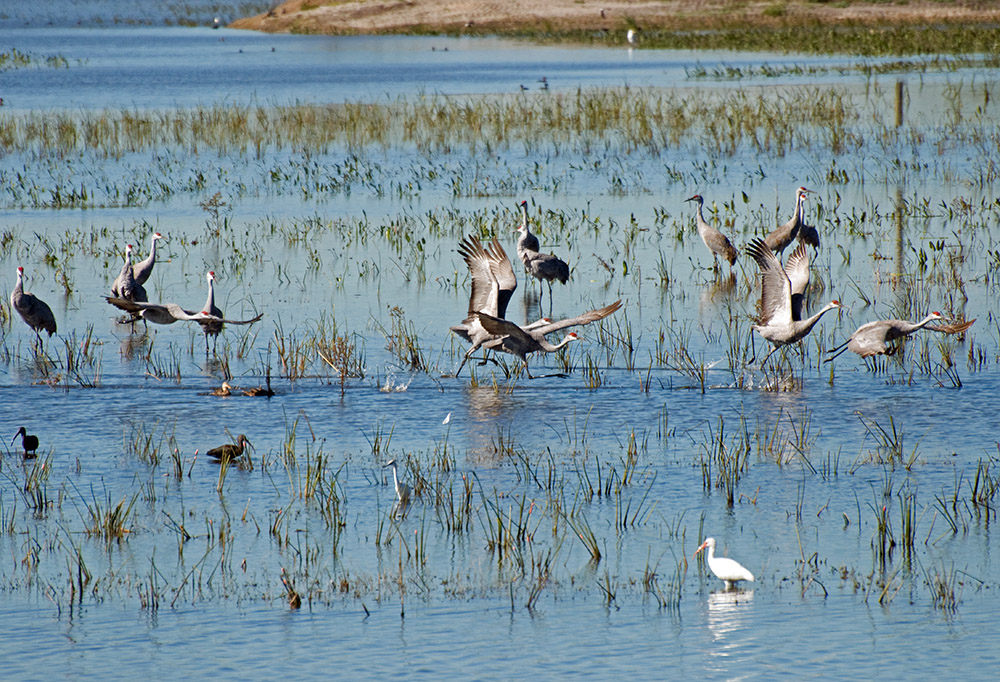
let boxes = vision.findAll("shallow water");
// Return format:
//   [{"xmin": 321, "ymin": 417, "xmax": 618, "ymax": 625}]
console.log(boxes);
[{"xmin": 2, "ymin": 19, "xmax": 1000, "ymax": 682}]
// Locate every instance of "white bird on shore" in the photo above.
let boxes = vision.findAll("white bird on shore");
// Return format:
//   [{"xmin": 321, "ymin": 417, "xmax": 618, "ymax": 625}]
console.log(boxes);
[{"xmin": 695, "ymin": 537, "xmax": 754, "ymax": 590}]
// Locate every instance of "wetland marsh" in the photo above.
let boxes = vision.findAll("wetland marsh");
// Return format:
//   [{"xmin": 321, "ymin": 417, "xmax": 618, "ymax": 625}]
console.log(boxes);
[{"xmin": 1, "ymin": 14, "xmax": 1000, "ymax": 681}]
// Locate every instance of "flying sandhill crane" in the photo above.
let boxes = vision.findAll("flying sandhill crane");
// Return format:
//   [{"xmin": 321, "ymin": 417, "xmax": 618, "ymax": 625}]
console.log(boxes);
[
  {"xmin": 132, "ymin": 232, "xmax": 165, "ymax": 286},
  {"xmin": 383, "ymin": 458, "xmax": 411, "ymax": 508},
  {"xmin": 105, "ymin": 271, "xmax": 263, "ymax": 354},
  {"xmin": 694, "ymin": 537, "xmax": 754, "ymax": 590},
  {"xmin": 514, "ymin": 202, "xmax": 569, "ymax": 314},
  {"xmin": 10, "ymin": 266, "xmax": 57, "ymax": 342},
  {"xmin": 764, "ymin": 187, "xmax": 813, "ymax": 255},
  {"xmin": 476, "ymin": 298, "xmax": 623, "ymax": 378},
  {"xmin": 684, "ymin": 194, "xmax": 738, "ymax": 271},
  {"xmin": 10, "ymin": 427, "xmax": 39, "ymax": 458},
  {"xmin": 450, "ymin": 234, "xmax": 551, "ymax": 375},
  {"xmin": 826, "ymin": 313, "xmax": 975, "ymax": 361},
  {"xmin": 746, "ymin": 237, "xmax": 841, "ymax": 367},
  {"xmin": 207, "ymin": 434, "xmax": 251, "ymax": 460}
]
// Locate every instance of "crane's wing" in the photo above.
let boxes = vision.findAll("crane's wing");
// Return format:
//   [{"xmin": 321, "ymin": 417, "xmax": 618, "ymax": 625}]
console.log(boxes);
[
  {"xmin": 458, "ymin": 235, "xmax": 499, "ymax": 317},
  {"xmin": 530, "ymin": 299, "xmax": 623, "ymax": 335},
  {"xmin": 783, "ymin": 242, "xmax": 810, "ymax": 321},
  {"xmin": 746, "ymin": 238, "xmax": 792, "ymax": 326},
  {"xmin": 475, "ymin": 311, "xmax": 533, "ymax": 346},
  {"xmin": 486, "ymin": 237, "xmax": 517, "ymax": 318},
  {"xmin": 106, "ymin": 297, "xmax": 261, "ymax": 325},
  {"xmin": 926, "ymin": 318, "xmax": 976, "ymax": 335},
  {"xmin": 213, "ymin": 311, "xmax": 264, "ymax": 325}
]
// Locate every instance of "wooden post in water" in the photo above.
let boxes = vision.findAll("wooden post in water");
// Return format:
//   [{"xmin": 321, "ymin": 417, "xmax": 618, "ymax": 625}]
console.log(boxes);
[{"xmin": 895, "ymin": 80, "xmax": 904, "ymax": 127}]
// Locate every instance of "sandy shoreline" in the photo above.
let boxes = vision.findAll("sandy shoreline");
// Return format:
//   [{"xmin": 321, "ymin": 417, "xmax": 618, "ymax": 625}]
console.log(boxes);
[{"xmin": 230, "ymin": 0, "xmax": 1000, "ymax": 36}]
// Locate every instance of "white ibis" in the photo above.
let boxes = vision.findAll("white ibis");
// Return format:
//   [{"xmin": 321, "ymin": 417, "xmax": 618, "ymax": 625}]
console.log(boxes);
[{"xmin": 694, "ymin": 537, "xmax": 754, "ymax": 590}]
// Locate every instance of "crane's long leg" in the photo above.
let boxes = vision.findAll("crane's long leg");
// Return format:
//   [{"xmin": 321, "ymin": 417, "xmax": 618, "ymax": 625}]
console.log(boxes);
[{"xmin": 759, "ymin": 344, "xmax": 781, "ymax": 368}]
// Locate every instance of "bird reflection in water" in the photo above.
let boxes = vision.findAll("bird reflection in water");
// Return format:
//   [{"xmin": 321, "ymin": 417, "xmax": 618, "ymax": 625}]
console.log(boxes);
[{"xmin": 706, "ymin": 588, "xmax": 755, "ymax": 642}]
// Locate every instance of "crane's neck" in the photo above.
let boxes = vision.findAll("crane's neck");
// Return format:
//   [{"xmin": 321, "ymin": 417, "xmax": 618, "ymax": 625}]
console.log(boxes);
[
  {"xmin": 799, "ymin": 301, "xmax": 840, "ymax": 333},
  {"xmin": 391, "ymin": 464, "xmax": 401, "ymax": 491},
  {"xmin": 520, "ymin": 204, "xmax": 529, "ymax": 232},
  {"xmin": 902, "ymin": 313, "xmax": 941, "ymax": 334},
  {"xmin": 204, "ymin": 275, "xmax": 215, "ymax": 312},
  {"xmin": 149, "ymin": 236, "xmax": 159, "ymax": 260},
  {"xmin": 540, "ymin": 334, "xmax": 576, "ymax": 353}
]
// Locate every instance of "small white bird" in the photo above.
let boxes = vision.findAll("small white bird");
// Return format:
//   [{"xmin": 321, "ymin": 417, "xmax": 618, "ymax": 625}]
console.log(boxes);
[
  {"xmin": 383, "ymin": 459, "xmax": 411, "ymax": 507},
  {"xmin": 626, "ymin": 29, "xmax": 637, "ymax": 46},
  {"xmin": 694, "ymin": 537, "xmax": 754, "ymax": 590}
]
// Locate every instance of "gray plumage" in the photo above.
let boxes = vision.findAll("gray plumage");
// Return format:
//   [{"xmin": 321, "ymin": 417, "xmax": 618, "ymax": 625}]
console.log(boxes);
[
  {"xmin": 476, "ymin": 298, "xmax": 622, "ymax": 378},
  {"xmin": 105, "ymin": 271, "xmax": 262, "ymax": 354},
  {"xmin": 10, "ymin": 266, "xmax": 57, "ymax": 339},
  {"xmin": 746, "ymin": 237, "xmax": 840, "ymax": 366},
  {"xmin": 764, "ymin": 187, "xmax": 813, "ymax": 255},
  {"xmin": 514, "ymin": 201, "xmax": 569, "ymax": 311},
  {"xmin": 684, "ymin": 194, "xmax": 738, "ymax": 268},
  {"xmin": 132, "ymin": 232, "xmax": 165, "ymax": 285},
  {"xmin": 827, "ymin": 314, "xmax": 975, "ymax": 361},
  {"xmin": 110, "ymin": 244, "xmax": 147, "ymax": 303},
  {"xmin": 450, "ymin": 234, "xmax": 519, "ymax": 375}
]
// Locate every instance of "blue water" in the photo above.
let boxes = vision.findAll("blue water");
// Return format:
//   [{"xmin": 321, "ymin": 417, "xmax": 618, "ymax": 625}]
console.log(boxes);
[{"xmin": 1, "ymin": 11, "xmax": 1000, "ymax": 682}]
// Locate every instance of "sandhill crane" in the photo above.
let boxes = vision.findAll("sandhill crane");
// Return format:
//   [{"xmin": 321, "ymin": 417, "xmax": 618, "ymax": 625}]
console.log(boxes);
[
  {"xmin": 207, "ymin": 434, "xmax": 251, "ymax": 460},
  {"xmin": 516, "ymin": 201, "xmax": 540, "ymax": 253},
  {"xmin": 10, "ymin": 427, "xmax": 39, "ymax": 458},
  {"xmin": 684, "ymin": 194, "xmax": 738, "ymax": 271},
  {"xmin": 477, "ymin": 314, "xmax": 578, "ymax": 379},
  {"xmin": 746, "ymin": 237, "xmax": 840, "ymax": 366},
  {"xmin": 826, "ymin": 314, "xmax": 975, "ymax": 361},
  {"xmin": 384, "ymin": 459, "xmax": 411, "ymax": 507},
  {"xmin": 694, "ymin": 537, "xmax": 754, "ymax": 590},
  {"xmin": 451, "ymin": 234, "xmax": 517, "ymax": 374},
  {"xmin": 10, "ymin": 266, "xmax": 57, "ymax": 342},
  {"xmin": 795, "ymin": 196, "xmax": 820, "ymax": 252},
  {"xmin": 764, "ymin": 187, "xmax": 813, "ymax": 255},
  {"xmin": 110, "ymin": 244, "xmax": 147, "ymax": 302},
  {"xmin": 132, "ymin": 232, "xmax": 165, "ymax": 286},
  {"xmin": 476, "ymin": 298, "xmax": 622, "ymax": 378},
  {"xmin": 105, "ymin": 272, "xmax": 263, "ymax": 354},
  {"xmin": 514, "ymin": 202, "xmax": 569, "ymax": 314}
]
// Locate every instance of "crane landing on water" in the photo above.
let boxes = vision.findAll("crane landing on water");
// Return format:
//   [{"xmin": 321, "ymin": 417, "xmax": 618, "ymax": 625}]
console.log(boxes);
[{"xmin": 826, "ymin": 313, "xmax": 975, "ymax": 361}]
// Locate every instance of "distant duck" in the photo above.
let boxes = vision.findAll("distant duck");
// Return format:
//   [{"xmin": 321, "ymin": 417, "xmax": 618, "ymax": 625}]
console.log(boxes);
[{"xmin": 11, "ymin": 427, "xmax": 39, "ymax": 458}]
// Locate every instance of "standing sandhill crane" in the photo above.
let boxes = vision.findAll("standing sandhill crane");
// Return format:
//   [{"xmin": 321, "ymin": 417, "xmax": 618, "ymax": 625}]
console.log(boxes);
[
  {"xmin": 476, "ymin": 299, "xmax": 622, "ymax": 378},
  {"xmin": 746, "ymin": 237, "xmax": 841, "ymax": 367},
  {"xmin": 515, "ymin": 203, "xmax": 570, "ymax": 314},
  {"xmin": 516, "ymin": 200, "xmax": 540, "ymax": 254},
  {"xmin": 795, "ymin": 195, "xmax": 821, "ymax": 253},
  {"xmin": 10, "ymin": 266, "xmax": 57, "ymax": 342},
  {"xmin": 207, "ymin": 434, "xmax": 251, "ymax": 460},
  {"xmin": 132, "ymin": 232, "xmax": 165, "ymax": 286},
  {"xmin": 10, "ymin": 426, "xmax": 39, "ymax": 458},
  {"xmin": 383, "ymin": 459, "xmax": 411, "ymax": 508},
  {"xmin": 110, "ymin": 244, "xmax": 147, "ymax": 302},
  {"xmin": 105, "ymin": 271, "xmax": 263, "ymax": 354},
  {"xmin": 826, "ymin": 314, "xmax": 975, "ymax": 361},
  {"xmin": 685, "ymin": 194, "xmax": 738, "ymax": 271},
  {"xmin": 764, "ymin": 187, "xmax": 813, "ymax": 255},
  {"xmin": 694, "ymin": 537, "xmax": 754, "ymax": 590}
]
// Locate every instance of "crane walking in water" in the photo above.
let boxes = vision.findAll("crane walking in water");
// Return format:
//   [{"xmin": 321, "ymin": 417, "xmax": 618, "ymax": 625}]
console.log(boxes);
[
  {"xmin": 826, "ymin": 313, "xmax": 975, "ymax": 361},
  {"xmin": 695, "ymin": 537, "xmax": 754, "ymax": 590},
  {"xmin": 10, "ymin": 427, "xmax": 40, "ymax": 458},
  {"xmin": 515, "ymin": 201, "xmax": 569, "ymax": 315},
  {"xmin": 764, "ymin": 187, "xmax": 813, "ymax": 255},
  {"xmin": 106, "ymin": 271, "xmax": 262, "ymax": 354},
  {"xmin": 746, "ymin": 237, "xmax": 840, "ymax": 367},
  {"xmin": 684, "ymin": 194, "xmax": 738, "ymax": 272},
  {"xmin": 10, "ymin": 266, "xmax": 57, "ymax": 344}
]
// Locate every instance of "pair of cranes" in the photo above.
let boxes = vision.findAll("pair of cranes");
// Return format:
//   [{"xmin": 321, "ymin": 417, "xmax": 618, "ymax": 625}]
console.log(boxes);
[{"xmin": 686, "ymin": 188, "xmax": 973, "ymax": 366}]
